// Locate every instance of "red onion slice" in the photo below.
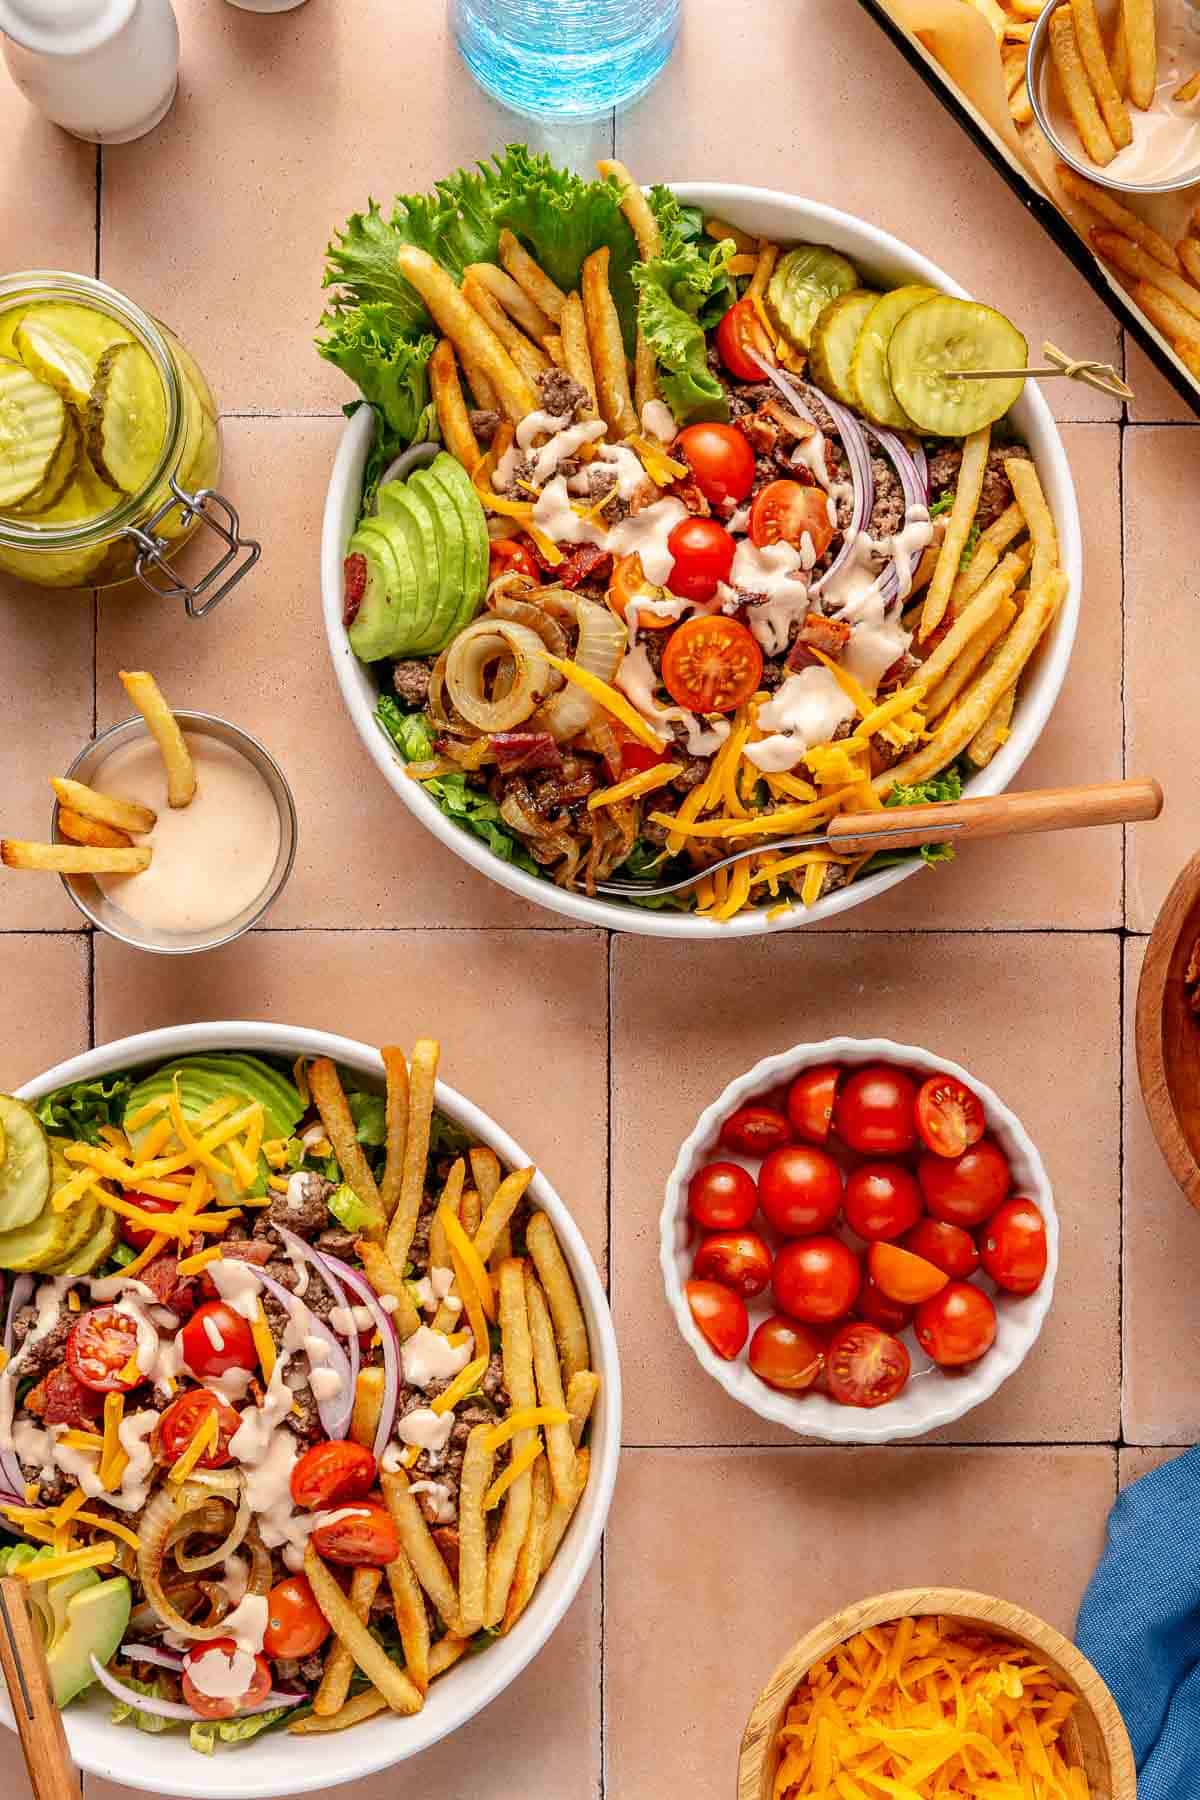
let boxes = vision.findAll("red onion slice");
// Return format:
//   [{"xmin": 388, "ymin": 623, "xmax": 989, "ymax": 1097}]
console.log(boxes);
[
  {"xmin": 1, "ymin": 1275, "xmax": 37, "ymax": 1501},
  {"xmin": 120, "ymin": 1642, "xmax": 184, "ymax": 1671},
  {"xmin": 272, "ymin": 1223, "xmax": 361, "ymax": 1410},
  {"xmin": 863, "ymin": 422, "xmax": 932, "ymax": 603},
  {"xmin": 313, "ymin": 1253, "xmax": 401, "ymax": 1463},
  {"xmin": 94, "ymin": 1654, "xmax": 305, "ymax": 1718},
  {"xmin": 254, "ymin": 1270, "xmax": 354, "ymax": 1441}
]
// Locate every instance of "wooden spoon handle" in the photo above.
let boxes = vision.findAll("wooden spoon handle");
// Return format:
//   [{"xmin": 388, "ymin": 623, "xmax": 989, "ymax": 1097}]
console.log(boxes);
[
  {"xmin": 0, "ymin": 1578, "xmax": 77, "ymax": 1800},
  {"xmin": 827, "ymin": 779, "xmax": 1163, "ymax": 854}
]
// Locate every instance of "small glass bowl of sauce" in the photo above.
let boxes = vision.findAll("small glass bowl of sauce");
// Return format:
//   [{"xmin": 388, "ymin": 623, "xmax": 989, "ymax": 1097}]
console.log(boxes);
[{"xmin": 53, "ymin": 712, "xmax": 297, "ymax": 953}]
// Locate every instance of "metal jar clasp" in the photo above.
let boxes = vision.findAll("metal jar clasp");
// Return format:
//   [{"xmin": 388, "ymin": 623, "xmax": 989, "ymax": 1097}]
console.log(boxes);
[{"xmin": 124, "ymin": 477, "xmax": 261, "ymax": 617}]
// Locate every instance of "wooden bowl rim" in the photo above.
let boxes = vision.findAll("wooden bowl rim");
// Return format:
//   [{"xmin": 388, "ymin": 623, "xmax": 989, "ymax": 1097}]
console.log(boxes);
[
  {"xmin": 737, "ymin": 1586, "xmax": 1136, "ymax": 1800},
  {"xmin": 1135, "ymin": 848, "xmax": 1200, "ymax": 1213}
]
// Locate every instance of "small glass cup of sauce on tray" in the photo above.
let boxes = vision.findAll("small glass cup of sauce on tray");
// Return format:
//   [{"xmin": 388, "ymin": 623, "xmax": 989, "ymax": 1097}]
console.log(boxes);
[{"xmin": 52, "ymin": 711, "xmax": 297, "ymax": 953}]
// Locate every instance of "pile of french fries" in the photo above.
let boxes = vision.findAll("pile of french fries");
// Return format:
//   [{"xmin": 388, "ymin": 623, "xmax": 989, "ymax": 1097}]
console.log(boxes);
[
  {"xmin": 1, "ymin": 669, "xmax": 192, "ymax": 879},
  {"xmin": 1064, "ymin": 166, "xmax": 1200, "ymax": 380},
  {"xmin": 964, "ymin": 0, "xmax": 1047, "ymax": 127},
  {"xmin": 290, "ymin": 1040, "xmax": 599, "ymax": 1735}
]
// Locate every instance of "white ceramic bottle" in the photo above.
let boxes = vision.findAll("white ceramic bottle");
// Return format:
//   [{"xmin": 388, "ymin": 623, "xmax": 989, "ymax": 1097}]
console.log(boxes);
[
  {"xmin": 0, "ymin": 0, "xmax": 179, "ymax": 143},
  {"xmin": 225, "ymin": 0, "xmax": 307, "ymax": 12}
]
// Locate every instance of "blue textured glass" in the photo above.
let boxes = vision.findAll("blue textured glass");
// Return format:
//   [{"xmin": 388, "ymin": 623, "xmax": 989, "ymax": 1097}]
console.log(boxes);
[{"xmin": 452, "ymin": 0, "xmax": 680, "ymax": 120}]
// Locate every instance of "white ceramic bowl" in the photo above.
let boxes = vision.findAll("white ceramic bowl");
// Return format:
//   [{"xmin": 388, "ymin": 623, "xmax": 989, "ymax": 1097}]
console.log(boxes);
[
  {"xmin": 9, "ymin": 1022, "xmax": 621, "ymax": 1798},
  {"xmin": 659, "ymin": 1038, "xmax": 1057, "ymax": 1444},
  {"xmin": 321, "ymin": 181, "xmax": 1083, "ymax": 938}
]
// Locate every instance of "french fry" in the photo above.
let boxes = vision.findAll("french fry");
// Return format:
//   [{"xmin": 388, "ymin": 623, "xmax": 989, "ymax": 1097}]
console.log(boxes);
[
  {"xmin": 460, "ymin": 1185, "xmax": 482, "ymax": 1236},
  {"xmin": 456, "ymin": 342, "xmax": 499, "ymax": 412},
  {"xmin": 428, "ymin": 339, "xmax": 479, "ymax": 470},
  {"xmin": 464, "ymin": 259, "xmax": 552, "ymax": 345},
  {"xmin": 502, "ymin": 1458, "xmax": 552, "ymax": 1633},
  {"xmin": 919, "ymin": 425, "xmax": 991, "ymax": 639},
  {"xmin": 118, "ymin": 670, "xmax": 196, "ymax": 807},
  {"xmin": 1005, "ymin": 457, "xmax": 1059, "ymax": 592},
  {"xmin": 462, "ymin": 271, "xmax": 549, "ymax": 383},
  {"xmin": 308, "ymin": 1057, "xmax": 382, "ymax": 1225},
  {"xmin": 356, "ymin": 1238, "xmax": 421, "ymax": 1338},
  {"xmin": 49, "ymin": 776, "xmax": 155, "ymax": 835},
  {"xmin": 458, "ymin": 1423, "xmax": 495, "ymax": 1636},
  {"xmin": 1050, "ymin": 7, "xmax": 1116, "ymax": 164},
  {"xmin": 1172, "ymin": 335, "xmax": 1200, "ymax": 378},
  {"xmin": 596, "ymin": 158, "xmax": 662, "ymax": 416},
  {"xmin": 429, "ymin": 1157, "xmax": 465, "ymax": 1270},
  {"xmin": 543, "ymin": 333, "xmax": 564, "ymax": 367},
  {"xmin": 924, "ymin": 598, "xmax": 1018, "ymax": 722},
  {"xmin": 1110, "ymin": 15, "xmax": 1129, "ymax": 96},
  {"xmin": 748, "ymin": 240, "xmax": 779, "ymax": 303},
  {"xmin": 430, "ymin": 1634, "xmax": 470, "ymax": 1679},
  {"xmin": 560, "ymin": 291, "xmax": 599, "ymax": 419},
  {"xmin": 917, "ymin": 549, "xmax": 1029, "ymax": 696},
  {"xmin": 1071, "ymin": 0, "xmax": 1132, "ymax": 148},
  {"xmin": 385, "ymin": 1038, "xmax": 439, "ymax": 1270},
  {"xmin": 952, "ymin": 501, "xmax": 1026, "ymax": 607},
  {"xmin": 380, "ymin": 1469, "xmax": 461, "ymax": 1631},
  {"xmin": 966, "ymin": 684, "xmax": 1017, "ymax": 768},
  {"xmin": 386, "ymin": 1544, "xmax": 430, "ymax": 1693},
  {"xmin": 581, "ymin": 247, "xmax": 638, "ymax": 438},
  {"xmin": 378, "ymin": 1044, "xmax": 410, "ymax": 1220},
  {"xmin": 313, "ymin": 1565, "xmax": 380, "ymax": 1715},
  {"xmin": 524, "ymin": 1269, "xmax": 577, "ymax": 1504},
  {"xmin": 304, "ymin": 1547, "xmax": 422, "ymax": 1714},
  {"xmin": 1131, "ymin": 279, "xmax": 1200, "ymax": 353},
  {"xmin": 566, "ymin": 1369, "xmax": 600, "ymax": 1446},
  {"xmin": 1178, "ymin": 239, "xmax": 1200, "ymax": 288},
  {"xmin": 288, "ymin": 1688, "xmax": 389, "ymax": 1734},
  {"xmin": 1010, "ymin": 80, "xmax": 1034, "ymax": 127},
  {"xmin": 1093, "ymin": 231, "xmax": 1200, "ymax": 325},
  {"xmin": 526, "ymin": 1211, "xmax": 590, "ymax": 1381},
  {"xmin": 704, "ymin": 215, "xmax": 756, "ymax": 254},
  {"xmin": 1176, "ymin": 70, "xmax": 1200, "ymax": 103},
  {"xmin": 543, "ymin": 1446, "xmax": 589, "ymax": 1565},
  {"xmin": 472, "ymin": 1164, "xmax": 533, "ymax": 1265},
  {"xmin": 1002, "ymin": 46, "xmax": 1027, "ymax": 96},
  {"xmin": 634, "ymin": 334, "xmax": 659, "ymax": 415},
  {"xmin": 1121, "ymin": 0, "xmax": 1156, "ymax": 108},
  {"xmin": 395, "ymin": 244, "xmax": 538, "ymax": 422},
  {"xmin": 485, "ymin": 1258, "xmax": 537, "ymax": 1628},
  {"xmin": 1, "ymin": 840, "xmax": 150, "ymax": 875},
  {"xmin": 1055, "ymin": 163, "xmax": 1180, "ymax": 270},
  {"xmin": 498, "ymin": 228, "xmax": 566, "ymax": 324},
  {"xmin": 350, "ymin": 1366, "xmax": 386, "ymax": 1449},
  {"xmin": 907, "ymin": 522, "xmax": 946, "ymax": 601},
  {"xmin": 966, "ymin": 0, "xmax": 1006, "ymax": 36},
  {"xmin": 56, "ymin": 809, "xmax": 132, "ymax": 850}
]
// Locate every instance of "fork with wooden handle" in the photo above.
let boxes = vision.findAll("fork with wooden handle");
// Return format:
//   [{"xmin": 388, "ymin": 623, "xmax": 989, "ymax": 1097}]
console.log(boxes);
[
  {"xmin": 0, "ymin": 1577, "xmax": 77, "ymax": 1800},
  {"xmin": 595, "ymin": 779, "xmax": 1163, "ymax": 898}
]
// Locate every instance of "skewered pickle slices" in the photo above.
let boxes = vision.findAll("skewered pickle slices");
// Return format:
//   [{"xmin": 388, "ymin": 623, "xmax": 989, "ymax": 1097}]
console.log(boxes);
[
  {"xmin": 767, "ymin": 245, "xmax": 860, "ymax": 351},
  {"xmin": 809, "ymin": 290, "xmax": 878, "ymax": 409},
  {"xmin": 85, "ymin": 340, "xmax": 168, "ymax": 495},
  {"xmin": 850, "ymin": 284, "xmax": 937, "ymax": 431},
  {"xmin": 887, "ymin": 296, "xmax": 1028, "ymax": 436},
  {"xmin": 0, "ymin": 358, "xmax": 69, "ymax": 508}
]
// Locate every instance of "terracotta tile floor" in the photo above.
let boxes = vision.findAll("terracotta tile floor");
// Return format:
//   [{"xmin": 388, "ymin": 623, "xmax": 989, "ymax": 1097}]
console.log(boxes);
[{"xmin": 1, "ymin": 0, "xmax": 1197, "ymax": 1792}]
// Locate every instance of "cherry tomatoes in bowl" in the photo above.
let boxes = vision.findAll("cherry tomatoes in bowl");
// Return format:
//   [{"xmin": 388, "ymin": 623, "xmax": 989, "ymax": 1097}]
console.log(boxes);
[
  {"xmin": 263, "ymin": 1575, "xmax": 330, "ymax": 1660},
  {"xmin": 309, "ymin": 1499, "xmax": 400, "ymax": 1567},
  {"xmin": 719, "ymin": 1105, "xmax": 791, "ymax": 1158},
  {"xmin": 716, "ymin": 295, "xmax": 774, "ymax": 381},
  {"xmin": 773, "ymin": 1236, "xmax": 861, "ymax": 1324},
  {"xmin": 918, "ymin": 1140, "xmax": 1010, "ymax": 1228},
  {"xmin": 119, "ymin": 1191, "xmax": 181, "ymax": 1251},
  {"xmin": 843, "ymin": 1162, "xmax": 922, "ymax": 1242},
  {"xmin": 749, "ymin": 480, "xmax": 834, "ymax": 561},
  {"xmin": 685, "ymin": 1279, "xmax": 749, "ymax": 1360},
  {"xmin": 902, "ymin": 1217, "xmax": 980, "ymax": 1280},
  {"xmin": 154, "ymin": 1390, "xmax": 241, "ymax": 1471},
  {"xmin": 662, "ymin": 612, "xmax": 761, "ymax": 708},
  {"xmin": 290, "ymin": 1440, "xmax": 378, "ymax": 1509},
  {"xmin": 693, "ymin": 1230, "xmax": 772, "ymax": 1298},
  {"xmin": 915, "ymin": 1074, "xmax": 986, "ymax": 1158},
  {"xmin": 825, "ymin": 1322, "xmax": 911, "ymax": 1409},
  {"xmin": 758, "ymin": 1144, "xmax": 843, "ymax": 1237},
  {"xmin": 856, "ymin": 1275, "xmax": 913, "ymax": 1333},
  {"xmin": 663, "ymin": 519, "xmax": 737, "ymax": 605},
  {"xmin": 867, "ymin": 1241, "xmax": 949, "ymax": 1306},
  {"xmin": 834, "ymin": 1067, "xmax": 918, "ymax": 1155},
  {"xmin": 786, "ymin": 1065, "xmax": 839, "ymax": 1144},
  {"xmin": 748, "ymin": 1316, "xmax": 826, "ymax": 1392},
  {"xmin": 687, "ymin": 1161, "xmax": 758, "ymax": 1232},
  {"xmin": 915, "ymin": 1282, "xmax": 997, "ymax": 1366},
  {"xmin": 66, "ymin": 1307, "xmax": 142, "ymax": 1393},
  {"xmin": 674, "ymin": 422, "xmax": 755, "ymax": 507},
  {"xmin": 180, "ymin": 1300, "xmax": 258, "ymax": 1379},
  {"xmin": 181, "ymin": 1639, "xmax": 272, "ymax": 1721},
  {"xmin": 979, "ymin": 1197, "xmax": 1048, "ymax": 1295}
]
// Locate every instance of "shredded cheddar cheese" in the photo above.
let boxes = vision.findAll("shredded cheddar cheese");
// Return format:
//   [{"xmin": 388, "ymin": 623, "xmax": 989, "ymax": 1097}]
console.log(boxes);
[
  {"xmin": 11, "ymin": 1543, "xmax": 116, "ymax": 1580},
  {"xmin": 252, "ymin": 1302, "xmax": 278, "ymax": 1383},
  {"xmin": 176, "ymin": 1245, "xmax": 224, "ymax": 1277},
  {"xmin": 483, "ymin": 1435, "xmax": 544, "ymax": 1509},
  {"xmin": 168, "ymin": 1408, "xmax": 219, "ymax": 1483},
  {"xmin": 119, "ymin": 1233, "xmax": 171, "ymax": 1280},
  {"xmin": 99, "ymin": 1392, "xmax": 127, "ymax": 1491},
  {"xmin": 124, "ymin": 1094, "xmax": 170, "ymax": 1131},
  {"xmin": 484, "ymin": 1406, "xmax": 570, "ymax": 1452},
  {"xmin": 539, "ymin": 653, "xmax": 667, "ymax": 751},
  {"xmin": 430, "ymin": 1356, "xmax": 490, "ymax": 1417},
  {"xmin": 437, "ymin": 1207, "xmax": 495, "ymax": 1320},
  {"xmin": 586, "ymin": 762, "xmax": 681, "ymax": 811}
]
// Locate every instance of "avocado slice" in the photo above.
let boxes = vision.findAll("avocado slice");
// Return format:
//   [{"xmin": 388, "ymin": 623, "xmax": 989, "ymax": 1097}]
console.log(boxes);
[
  {"xmin": 406, "ymin": 465, "xmax": 466, "ymax": 653},
  {"xmin": 424, "ymin": 453, "xmax": 489, "ymax": 642},
  {"xmin": 60, "ymin": 1203, "xmax": 120, "ymax": 1275},
  {"xmin": 375, "ymin": 479, "xmax": 440, "ymax": 650},
  {"xmin": 346, "ymin": 521, "xmax": 423, "ymax": 663},
  {"xmin": 45, "ymin": 1574, "xmax": 131, "ymax": 1706},
  {"xmin": 123, "ymin": 1053, "xmax": 302, "ymax": 1206}
]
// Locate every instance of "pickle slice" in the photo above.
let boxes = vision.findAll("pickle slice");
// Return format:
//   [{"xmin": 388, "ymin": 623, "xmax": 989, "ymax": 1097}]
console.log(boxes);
[
  {"xmin": 0, "ymin": 308, "xmax": 25, "ymax": 362},
  {"xmin": 21, "ymin": 302, "xmax": 128, "ymax": 366},
  {"xmin": 809, "ymin": 290, "xmax": 878, "ymax": 409},
  {"xmin": 767, "ymin": 246, "xmax": 860, "ymax": 352},
  {"xmin": 887, "ymin": 296, "xmax": 1028, "ymax": 436},
  {"xmin": 10, "ymin": 407, "xmax": 80, "ymax": 515},
  {"xmin": 850, "ymin": 285, "xmax": 938, "ymax": 431},
  {"xmin": 85, "ymin": 341, "xmax": 168, "ymax": 495},
  {"xmin": 0, "ymin": 357, "xmax": 68, "ymax": 509},
  {"xmin": 0, "ymin": 1095, "xmax": 51, "ymax": 1232},
  {"xmin": 14, "ymin": 315, "xmax": 100, "ymax": 409}
]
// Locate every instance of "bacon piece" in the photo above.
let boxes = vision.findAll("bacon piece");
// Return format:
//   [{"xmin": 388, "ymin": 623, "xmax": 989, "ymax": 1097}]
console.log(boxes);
[
  {"xmin": 139, "ymin": 1250, "xmax": 196, "ymax": 1317},
  {"xmin": 343, "ymin": 553, "xmax": 367, "ymax": 627},
  {"xmin": 553, "ymin": 542, "xmax": 612, "ymax": 589},
  {"xmin": 490, "ymin": 732, "xmax": 563, "ymax": 775},
  {"xmin": 667, "ymin": 475, "xmax": 711, "ymax": 517},
  {"xmin": 786, "ymin": 612, "xmax": 852, "ymax": 670},
  {"xmin": 26, "ymin": 1366, "xmax": 104, "ymax": 1428}
]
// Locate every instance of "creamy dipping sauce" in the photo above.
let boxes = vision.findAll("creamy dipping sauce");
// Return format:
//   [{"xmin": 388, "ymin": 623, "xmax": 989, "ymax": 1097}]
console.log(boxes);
[
  {"xmin": 91, "ymin": 734, "xmax": 280, "ymax": 933},
  {"xmin": 1045, "ymin": 0, "xmax": 1200, "ymax": 185}
]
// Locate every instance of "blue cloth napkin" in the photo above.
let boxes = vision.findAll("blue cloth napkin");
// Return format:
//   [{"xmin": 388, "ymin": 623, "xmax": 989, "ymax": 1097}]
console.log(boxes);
[{"xmin": 1075, "ymin": 1446, "xmax": 1200, "ymax": 1798}]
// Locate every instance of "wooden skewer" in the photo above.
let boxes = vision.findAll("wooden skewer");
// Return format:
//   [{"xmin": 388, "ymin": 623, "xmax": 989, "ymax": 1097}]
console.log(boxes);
[
  {"xmin": 0, "ymin": 1577, "xmax": 78, "ymax": 1800},
  {"xmin": 944, "ymin": 339, "xmax": 1134, "ymax": 400}
]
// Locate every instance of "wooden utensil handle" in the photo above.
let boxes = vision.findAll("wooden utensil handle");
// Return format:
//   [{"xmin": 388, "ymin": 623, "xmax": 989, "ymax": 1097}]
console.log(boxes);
[
  {"xmin": 827, "ymin": 779, "xmax": 1163, "ymax": 854},
  {"xmin": 0, "ymin": 1578, "xmax": 77, "ymax": 1800}
]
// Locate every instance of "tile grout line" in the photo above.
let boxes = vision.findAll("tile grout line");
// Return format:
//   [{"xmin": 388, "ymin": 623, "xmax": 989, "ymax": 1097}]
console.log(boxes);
[
  {"xmin": 600, "ymin": 926, "xmax": 613, "ymax": 1800},
  {"xmin": 0, "ymin": 922, "xmax": 1156, "ymax": 939},
  {"xmin": 1116, "ymin": 419, "xmax": 1128, "ymax": 1449}
]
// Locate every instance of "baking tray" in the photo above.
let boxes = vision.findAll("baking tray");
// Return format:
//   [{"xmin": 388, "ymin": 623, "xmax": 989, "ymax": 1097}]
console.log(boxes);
[{"xmin": 856, "ymin": 0, "xmax": 1200, "ymax": 419}]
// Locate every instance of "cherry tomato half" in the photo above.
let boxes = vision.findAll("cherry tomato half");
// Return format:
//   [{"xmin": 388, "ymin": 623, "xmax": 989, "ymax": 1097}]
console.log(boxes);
[
  {"xmin": 263, "ymin": 1575, "xmax": 331, "ymax": 1660},
  {"xmin": 154, "ymin": 1390, "xmax": 241, "ymax": 1471},
  {"xmin": 608, "ymin": 553, "xmax": 677, "ymax": 630},
  {"xmin": 693, "ymin": 1230, "xmax": 772, "ymax": 1298},
  {"xmin": 772, "ymin": 1236, "xmax": 861, "ymax": 1325},
  {"xmin": 918, "ymin": 1140, "xmax": 1011, "ymax": 1229},
  {"xmin": 309, "ymin": 1499, "xmax": 400, "ymax": 1567},
  {"xmin": 716, "ymin": 296, "xmax": 774, "ymax": 382},
  {"xmin": 120, "ymin": 1191, "xmax": 182, "ymax": 1251},
  {"xmin": 834, "ymin": 1066, "xmax": 918, "ymax": 1156},
  {"xmin": 687, "ymin": 1161, "xmax": 759, "ymax": 1232},
  {"xmin": 867, "ymin": 1241, "xmax": 950, "ymax": 1306},
  {"xmin": 685, "ymin": 1279, "xmax": 749, "ymax": 1360},
  {"xmin": 856, "ymin": 1274, "xmax": 913, "ymax": 1333},
  {"xmin": 979, "ymin": 1197, "xmax": 1048, "ymax": 1295},
  {"xmin": 843, "ymin": 1162, "xmax": 922, "ymax": 1243},
  {"xmin": 786, "ymin": 1065, "xmax": 840, "ymax": 1145},
  {"xmin": 719, "ymin": 1104, "xmax": 792, "ymax": 1159},
  {"xmin": 915, "ymin": 1282, "xmax": 997, "ymax": 1366},
  {"xmin": 915, "ymin": 1075, "xmax": 986, "ymax": 1159},
  {"xmin": 180, "ymin": 1300, "xmax": 259, "ymax": 1379},
  {"xmin": 748, "ymin": 1316, "xmax": 826, "ymax": 1392},
  {"xmin": 662, "ymin": 615, "xmax": 762, "ymax": 714},
  {"xmin": 664, "ymin": 523, "xmax": 738, "ymax": 607},
  {"xmin": 181, "ymin": 1638, "xmax": 272, "ymax": 1721},
  {"xmin": 65, "ymin": 1307, "xmax": 142, "ymax": 1393},
  {"xmin": 674, "ymin": 422, "xmax": 756, "ymax": 508},
  {"xmin": 291, "ymin": 1440, "xmax": 379, "ymax": 1510},
  {"xmin": 825, "ymin": 1322, "xmax": 911, "ymax": 1409},
  {"xmin": 488, "ymin": 537, "xmax": 541, "ymax": 584},
  {"xmin": 902, "ymin": 1217, "xmax": 980, "ymax": 1281},
  {"xmin": 758, "ymin": 1144, "xmax": 843, "ymax": 1238},
  {"xmin": 749, "ymin": 480, "xmax": 835, "ymax": 562}
]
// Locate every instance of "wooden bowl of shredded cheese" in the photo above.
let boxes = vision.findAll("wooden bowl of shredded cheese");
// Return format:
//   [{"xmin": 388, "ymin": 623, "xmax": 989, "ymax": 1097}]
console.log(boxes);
[{"xmin": 737, "ymin": 1588, "xmax": 1136, "ymax": 1800}]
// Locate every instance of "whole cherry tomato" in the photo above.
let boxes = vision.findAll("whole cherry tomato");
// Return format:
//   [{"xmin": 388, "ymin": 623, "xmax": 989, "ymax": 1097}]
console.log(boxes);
[
  {"xmin": 154, "ymin": 1390, "xmax": 241, "ymax": 1471},
  {"xmin": 719, "ymin": 1105, "xmax": 792, "ymax": 1158},
  {"xmin": 309, "ymin": 1500, "xmax": 400, "ymax": 1567},
  {"xmin": 772, "ymin": 1236, "xmax": 861, "ymax": 1325},
  {"xmin": 181, "ymin": 1638, "xmax": 272, "ymax": 1721},
  {"xmin": 180, "ymin": 1301, "xmax": 258, "ymax": 1379},
  {"xmin": 716, "ymin": 296, "xmax": 774, "ymax": 381},
  {"xmin": 867, "ymin": 1241, "xmax": 950, "ymax": 1306},
  {"xmin": 915, "ymin": 1074, "xmax": 986, "ymax": 1158},
  {"xmin": 664, "ymin": 519, "xmax": 738, "ymax": 605},
  {"xmin": 488, "ymin": 537, "xmax": 541, "ymax": 583},
  {"xmin": 825, "ymin": 1322, "xmax": 911, "ymax": 1408},
  {"xmin": 834, "ymin": 1067, "xmax": 918, "ymax": 1156},
  {"xmin": 748, "ymin": 1316, "xmax": 826, "ymax": 1392},
  {"xmin": 758, "ymin": 1145, "xmax": 843, "ymax": 1238},
  {"xmin": 661, "ymin": 612, "xmax": 761, "ymax": 706},
  {"xmin": 687, "ymin": 1161, "xmax": 759, "ymax": 1232},
  {"xmin": 685, "ymin": 1279, "xmax": 749, "ymax": 1360},
  {"xmin": 902, "ymin": 1217, "xmax": 980, "ymax": 1281},
  {"xmin": 263, "ymin": 1575, "xmax": 331, "ymax": 1660},
  {"xmin": 918, "ymin": 1140, "xmax": 1011, "ymax": 1229},
  {"xmin": 842, "ymin": 1162, "xmax": 922, "ymax": 1242},
  {"xmin": 120, "ymin": 1191, "xmax": 182, "ymax": 1251},
  {"xmin": 856, "ymin": 1274, "xmax": 913, "ymax": 1333},
  {"xmin": 66, "ymin": 1307, "xmax": 142, "ymax": 1393},
  {"xmin": 915, "ymin": 1282, "xmax": 997, "ymax": 1366},
  {"xmin": 290, "ymin": 1440, "xmax": 378, "ymax": 1510},
  {"xmin": 786, "ymin": 1065, "xmax": 840, "ymax": 1144},
  {"xmin": 674, "ymin": 422, "xmax": 756, "ymax": 507},
  {"xmin": 979, "ymin": 1197, "xmax": 1048, "ymax": 1295},
  {"xmin": 749, "ymin": 479, "xmax": 834, "ymax": 561},
  {"xmin": 693, "ymin": 1230, "xmax": 772, "ymax": 1298}
]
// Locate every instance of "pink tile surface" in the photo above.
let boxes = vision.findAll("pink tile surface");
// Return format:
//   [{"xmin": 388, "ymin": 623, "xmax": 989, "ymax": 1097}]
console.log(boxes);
[
  {"xmin": 0, "ymin": 935, "xmax": 88, "ymax": 1088},
  {"xmin": 1126, "ymin": 339, "xmax": 1198, "ymax": 424}
]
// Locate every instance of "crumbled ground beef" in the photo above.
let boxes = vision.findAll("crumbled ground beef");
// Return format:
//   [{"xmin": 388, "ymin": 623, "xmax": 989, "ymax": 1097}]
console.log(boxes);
[
  {"xmin": 21, "ymin": 1466, "xmax": 69, "ymax": 1507},
  {"xmin": 260, "ymin": 1259, "xmax": 337, "ymax": 1325},
  {"xmin": 283, "ymin": 1382, "xmax": 323, "ymax": 1444},
  {"xmin": 870, "ymin": 736, "xmax": 905, "ymax": 775},
  {"xmin": 671, "ymin": 757, "xmax": 709, "ymax": 793},
  {"xmin": 316, "ymin": 1225, "xmax": 358, "ymax": 1259},
  {"xmin": 265, "ymin": 1172, "xmax": 333, "ymax": 1240},
  {"xmin": 928, "ymin": 444, "xmax": 1030, "ymax": 533},
  {"xmin": 9, "ymin": 1310, "xmax": 73, "ymax": 1384},
  {"xmin": 392, "ymin": 661, "xmax": 432, "ymax": 708},
  {"xmin": 277, "ymin": 1652, "xmax": 326, "ymax": 1686},
  {"xmin": 760, "ymin": 656, "xmax": 787, "ymax": 693},
  {"xmin": 641, "ymin": 632, "xmax": 665, "ymax": 677},
  {"xmin": 538, "ymin": 367, "xmax": 588, "ymax": 419},
  {"xmin": 468, "ymin": 408, "xmax": 500, "ymax": 446},
  {"xmin": 867, "ymin": 455, "xmax": 905, "ymax": 540}
]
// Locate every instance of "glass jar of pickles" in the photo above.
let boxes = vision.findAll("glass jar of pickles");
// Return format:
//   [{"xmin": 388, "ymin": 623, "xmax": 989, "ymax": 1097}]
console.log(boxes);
[{"xmin": 0, "ymin": 272, "xmax": 258, "ymax": 610}]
